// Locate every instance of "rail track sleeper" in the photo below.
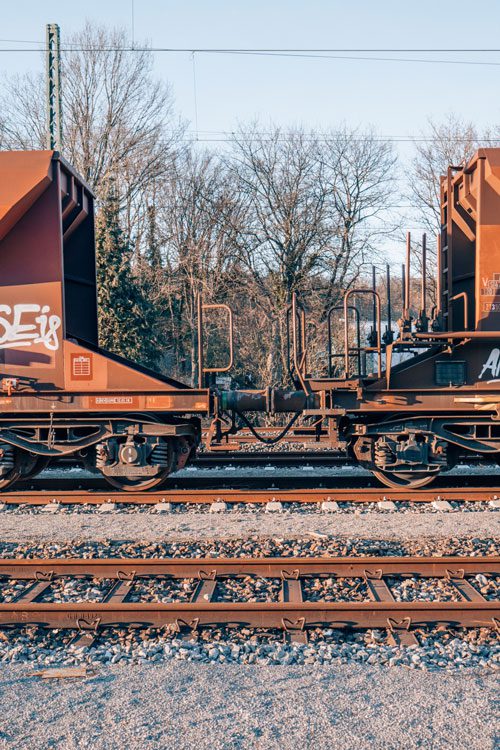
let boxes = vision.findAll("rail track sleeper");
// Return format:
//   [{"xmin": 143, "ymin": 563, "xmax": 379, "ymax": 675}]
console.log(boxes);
[
  {"xmin": 364, "ymin": 575, "xmax": 420, "ymax": 644},
  {"xmin": 103, "ymin": 580, "xmax": 134, "ymax": 604},
  {"xmin": 386, "ymin": 617, "xmax": 419, "ymax": 647},
  {"xmin": 191, "ymin": 580, "xmax": 217, "ymax": 603},
  {"xmin": 448, "ymin": 579, "xmax": 487, "ymax": 602},
  {"xmin": 281, "ymin": 579, "xmax": 307, "ymax": 644},
  {"xmin": 13, "ymin": 581, "xmax": 53, "ymax": 604},
  {"xmin": 68, "ymin": 631, "xmax": 98, "ymax": 650},
  {"xmin": 365, "ymin": 578, "xmax": 396, "ymax": 604}
]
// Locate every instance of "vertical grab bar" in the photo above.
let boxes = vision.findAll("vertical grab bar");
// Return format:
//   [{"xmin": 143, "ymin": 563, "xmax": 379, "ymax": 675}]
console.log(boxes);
[
  {"xmin": 197, "ymin": 295, "xmax": 234, "ymax": 388},
  {"xmin": 343, "ymin": 289, "xmax": 382, "ymax": 379},
  {"xmin": 327, "ymin": 305, "xmax": 361, "ymax": 377}
]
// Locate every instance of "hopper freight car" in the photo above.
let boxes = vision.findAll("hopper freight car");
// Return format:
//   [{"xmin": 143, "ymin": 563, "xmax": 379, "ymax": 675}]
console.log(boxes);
[{"xmin": 0, "ymin": 151, "xmax": 211, "ymax": 490}]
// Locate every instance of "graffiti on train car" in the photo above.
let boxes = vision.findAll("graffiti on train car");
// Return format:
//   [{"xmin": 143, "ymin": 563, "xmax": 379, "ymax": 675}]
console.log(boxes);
[
  {"xmin": 0, "ymin": 304, "xmax": 62, "ymax": 351},
  {"xmin": 479, "ymin": 347, "xmax": 500, "ymax": 382}
]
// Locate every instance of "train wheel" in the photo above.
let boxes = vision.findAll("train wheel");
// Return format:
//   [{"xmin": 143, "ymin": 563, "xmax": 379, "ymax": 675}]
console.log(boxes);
[
  {"xmin": 0, "ymin": 469, "xmax": 21, "ymax": 491},
  {"xmin": 0, "ymin": 444, "xmax": 22, "ymax": 491},
  {"xmin": 102, "ymin": 470, "xmax": 171, "ymax": 492},
  {"xmin": 21, "ymin": 457, "xmax": 51, "ymax": 480},
  {"xmin": 372, "ymin": 469, "xmax": 439, "ymax": 489}
]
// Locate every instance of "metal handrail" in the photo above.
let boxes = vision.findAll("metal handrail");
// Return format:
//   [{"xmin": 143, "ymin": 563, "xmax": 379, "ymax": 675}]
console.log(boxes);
[
  {"xmin": 197, "ymin": 296, "xmax": 234, "ymax": 388},
  {"xmin": 291, "ymin": 293, "xmax": 310, "ymax": 394},
  {"xmin": 449, "ymin": 292, "xmax": 469, "ymax": 331},
  {"xmin": 327, "ymin": 305, "xmax": 362, "ymax": 377},
  {"xmin": 344, "ymin": 289, "xmax": 382, "ymax": 378}
]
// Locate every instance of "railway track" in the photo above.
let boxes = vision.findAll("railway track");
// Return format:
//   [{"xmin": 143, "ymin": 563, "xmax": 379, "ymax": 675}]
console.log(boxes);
[
  {"xmin": 0, "ymin": 556, "xmax": 498, "ymax": 647},
  {"xmin": 1, "ymin": 485, "xmax": 499, "ymax": 505},
  {"xmin": 194, "ymin": 451, "xmax": 350, "ymax": 467}
]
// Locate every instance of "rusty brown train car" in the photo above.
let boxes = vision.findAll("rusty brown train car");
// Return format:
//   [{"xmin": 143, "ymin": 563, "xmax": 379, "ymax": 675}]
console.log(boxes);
[
  {"xmin": 0, "ymin": 151, "xmax": 209, "ymax": 490},
  {"xmin": 0, "ymin": 149, "xmax": 499, "ymax": 490}
]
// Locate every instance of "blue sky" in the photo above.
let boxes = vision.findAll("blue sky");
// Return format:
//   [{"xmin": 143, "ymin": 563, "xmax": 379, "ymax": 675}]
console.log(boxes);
[
  {"xmin": 2, "ymin": 0, "xmax": 500, "ymax": 139},
  {"xmin": 2, "ymin": 1, "xmax": 500, "ymax": 261}
]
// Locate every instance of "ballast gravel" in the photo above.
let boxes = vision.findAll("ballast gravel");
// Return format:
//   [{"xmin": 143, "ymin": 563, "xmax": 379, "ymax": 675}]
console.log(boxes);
[
  {"xmin": 301, "ymin": 576, "xmax": 369, "ymax": 601},
  {"xmin": 1, "ymin": 535, "xmax": 498, "ymax": 560},
  {"xmin": 214, "ymin": 576, "xmax": 282, "ymax": 602},
  {"xmin": 0, "ymin": 624, "xmax": 498, "ymax": 672},
  {"xmin": 0, "ymin": 508, "xmax": 498, "ymax": 543},
  {"xmin": 0, "ymin": 499, "xmax": 497, "ymax": 515}
]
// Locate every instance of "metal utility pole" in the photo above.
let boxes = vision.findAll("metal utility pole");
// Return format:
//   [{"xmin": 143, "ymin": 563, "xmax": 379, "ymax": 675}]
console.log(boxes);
[{"xmin": 46, "ymin": 23, "xmax": 62, "ymax": 151}]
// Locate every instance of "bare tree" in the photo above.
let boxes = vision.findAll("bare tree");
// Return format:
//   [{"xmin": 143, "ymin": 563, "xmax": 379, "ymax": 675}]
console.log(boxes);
[
  {"xmin": 226, "ymin": 124, "xmax": 396, "ymax": 385},
  {"xmin": 319, "ymin": 125, "xmax": 397, "ymax": 315},
  {"xmin": 0, "ymin": 23, "xmax": 182, "ymax": 245},
  {"xmin": 409, "ymin": 114, "xmax": 479, "ymax": 234},
  {"xmin": 147, "ymin": 149, "xmax": 244, "ymax": 383},
  {"xmin": 227, "ymin": 125, "xmax": 333, "ymax": 384},
  {"xmin": 0, "ymin": 71, "xmax": 46, "ymax": 149}
]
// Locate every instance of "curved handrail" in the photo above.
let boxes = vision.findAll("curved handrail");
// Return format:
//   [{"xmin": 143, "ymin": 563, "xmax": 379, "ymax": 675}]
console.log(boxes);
[
  {"xmin": 344, "ymin": 289, "xmax": 382, "ymax": 378},
  {"xmin": 327, "ymin": 304, "xmax": 362, "ymax": 377}
]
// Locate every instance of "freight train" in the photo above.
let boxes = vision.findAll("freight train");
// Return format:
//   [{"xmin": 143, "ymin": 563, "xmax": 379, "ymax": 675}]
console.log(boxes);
[{"xmin": 0, "ymin": 149, "xmax": 499, "ymax": 490}]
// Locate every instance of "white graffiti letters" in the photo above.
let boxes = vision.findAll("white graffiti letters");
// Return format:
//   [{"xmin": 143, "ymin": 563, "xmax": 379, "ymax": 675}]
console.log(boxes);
[
  {"xmin": 479, "ymin": 347, "xmax": 500, "ymax": 381},
  {"xmin": 0, "ymin": 304, "xmax": 61, "ymax": 352}
]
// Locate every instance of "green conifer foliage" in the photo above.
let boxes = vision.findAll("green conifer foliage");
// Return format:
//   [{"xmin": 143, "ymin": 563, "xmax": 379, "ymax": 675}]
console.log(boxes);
[
  {"xmin": 95, "ymin": 184, "xmax": 159, "ymax": 369},
  {"xmin": 146, "ymin": 203, "xmax": 163, "ymax": 269}
]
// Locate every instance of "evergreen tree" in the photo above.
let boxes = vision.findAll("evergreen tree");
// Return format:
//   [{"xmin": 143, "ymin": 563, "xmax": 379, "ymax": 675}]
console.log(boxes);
[
  {"xmin": 96, "ymin": 183, "xmax": 159, "ymax": 369},
  {"xmin": 146, "ymin": 203, "xmax": 163, "ymax": 269}
]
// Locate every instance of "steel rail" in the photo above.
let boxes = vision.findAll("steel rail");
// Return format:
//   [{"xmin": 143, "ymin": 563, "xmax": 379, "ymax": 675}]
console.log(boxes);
[
  {"xmin": 0, "ymin": 602, "xmax": 497, "ymax": 631},
  {"xmin": 193, "ymin": 452, "xmax": 351, "ymax": 466},
  {"xmin": 0, "ymin": 556, "xmax": 498, "ymax": 632},
  {"xmin": 193, "ymin": 452, "xmax": 489, "ymax": 466},
  {"xmin": 1, "ymin": 486, "xmax": 499, "ymax": 505},
  {"xmin": 1, "ymin": 556, "xmax": 498, "ymax": 577}
]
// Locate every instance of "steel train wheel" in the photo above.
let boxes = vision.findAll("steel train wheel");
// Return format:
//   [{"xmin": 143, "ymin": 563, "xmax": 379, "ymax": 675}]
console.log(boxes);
[
  {"xmin": 21, "ymin": 457, "xmax": 51, "ymax": 479},
  {"xmin": 102, "ymin": 470, "xmax": 172, "ymax": 492},
  {"xmin": 0, "ymin": 448, "xmax": 36, "ymax": 492},
  {"xmin": 0, "ymin": 468, "xmax": 21, "ymax": 491},
  {"xmin": 0, "ymin": 456, "xmax": 51, "ymax": 490},
  {"xmin": 372, "ymin": 469, "xmax": 438, "ymax": 489}
]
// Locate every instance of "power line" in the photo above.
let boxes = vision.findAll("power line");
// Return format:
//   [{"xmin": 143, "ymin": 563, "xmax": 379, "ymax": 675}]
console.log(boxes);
[
  {"xmin": 178, "ymin": 132, "xmax": 500, "ymax": 144},
  {"xmin": 3, "ymin": 46, "xmax": 500, "ymax": 52},
  {"xmin": 187, "ymin": 128, "xmax": 498, "ymax": 139},
  {"xmin": 231, "ymin": 51, "xmax": 500, "ymax": 67},
  {"xmin": 0, "ymin": 38, "xmax": 41, "ymax": 44},
  {"xmin": 3, "ymin": 41, "xmax": 500, "ymax": 70}
]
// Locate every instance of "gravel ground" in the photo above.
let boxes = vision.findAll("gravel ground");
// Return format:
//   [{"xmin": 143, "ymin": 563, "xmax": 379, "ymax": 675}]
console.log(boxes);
[
  {"xmin": 0, "ymin": 660, "xmax": 497, "ymax": 750},
  {"xmin": 1, "ymin": 535, "xmax": 498, "ymax": 559},
  {"xmin": 302, "ymin": 576, "xmax": 369, "ymax": 601},
  {"xmin": 0, "ymin": 509, "xmax": 498, "ymax": 542},
  {"xmin": 1, "ymin": 624, "xmax": 498, "ymax": 670},
  {"xmin": 1, "ymin": 499, "xmax": 497, "ymax": 514}
]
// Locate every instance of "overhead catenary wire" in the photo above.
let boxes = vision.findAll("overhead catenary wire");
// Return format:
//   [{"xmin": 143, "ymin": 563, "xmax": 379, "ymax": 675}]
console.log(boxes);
[
  {"xmin": 176, "ymin": 131, "xmax": 500, "ymax": 144},
  {"xmin": 3, "ymin": 44, "xmax": 500, "ymax": 68},
  {"xmin": 5, "ymin": 44, "xmax": 500, "ymax": 51}
]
